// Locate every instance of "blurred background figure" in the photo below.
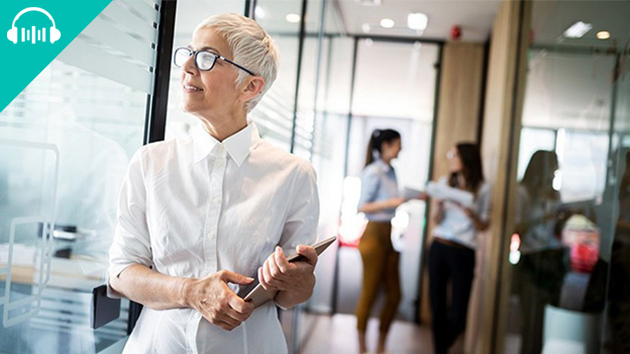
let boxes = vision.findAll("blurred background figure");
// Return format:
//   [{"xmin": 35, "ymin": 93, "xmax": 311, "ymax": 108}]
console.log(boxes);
[
  {"xmin": 429, "ymin": 142, "xmax": 490, "ymax": 354},
  {"xmin": 606, "ymin": 151, "xmax": 630, "ymax": 353},
  {"xmin": 513, "ymin": 150, "xmax": 564, "ymax": 354},
  {"xmin": 355, "ymin": 129, "xmax": 405, "ymax": 354}
]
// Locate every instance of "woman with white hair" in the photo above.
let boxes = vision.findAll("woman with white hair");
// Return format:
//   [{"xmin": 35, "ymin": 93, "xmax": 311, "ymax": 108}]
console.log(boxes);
[{"xmin": 108, "ymin": 13, "xmax": 320, "ymax": 354}]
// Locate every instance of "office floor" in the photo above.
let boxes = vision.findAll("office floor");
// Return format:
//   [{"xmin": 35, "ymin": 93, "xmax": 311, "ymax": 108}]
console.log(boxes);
[{"xmin": 300, "ymin": 313, "xmax": 434, "ymax": 354}]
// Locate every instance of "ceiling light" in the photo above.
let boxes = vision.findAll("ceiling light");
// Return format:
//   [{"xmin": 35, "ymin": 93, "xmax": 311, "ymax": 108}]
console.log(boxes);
[
  {"xmin": 286, "ymin": 14, "xmax": 300, "ymax": 23},
  {"xmin": 596, "ymin": 30, "xmax": 611, "ymax": 40},
  {"xmin": 356, "ymin": 0, "xmax": 382, "ymax": 6},
  {"xmin": 255, "ymin": 5, "xmax": 266, "ymax": 19},
  {"xmin": 380, "ymin": 18, "xmax": 395, "ymax": 29},
  {"xmin": 362, "ymin": 23, "xmax": 371, "ymax": 33},
  {"xmin": 563, "ymin": 21, "xmax": 592, "ymax": 38},
  {"xmin": 407, "ymin": 13, "xmax": 428, "ymax": 31}
]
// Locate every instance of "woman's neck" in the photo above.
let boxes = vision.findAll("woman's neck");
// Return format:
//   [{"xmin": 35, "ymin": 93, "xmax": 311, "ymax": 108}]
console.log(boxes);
[
  {"xmin": 197, "ymin": 112, "xmax": 248, "ymax": 142},
  {"xmin": 455, "ymin": 172, "xmax": 467, "ymax": 189}
]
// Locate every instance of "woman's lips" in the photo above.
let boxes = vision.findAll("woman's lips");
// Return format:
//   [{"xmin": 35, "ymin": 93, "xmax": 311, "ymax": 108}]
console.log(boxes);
[{"xmin": 183, "ymin": 83, "xmax": 203, "ymax": 93}]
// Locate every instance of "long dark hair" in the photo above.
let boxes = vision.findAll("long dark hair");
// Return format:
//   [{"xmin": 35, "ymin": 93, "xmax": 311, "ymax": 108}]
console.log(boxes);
[
  {"xmin": 449, "ymin": 142, "xmax": 484, "ymax": 194},
  {"xmin": 521, "ymin": 150, "xmax": 559, "ymax": 201},
  {"xmin": 365, "ymin": 129, "xmax": 401, "ymax": 167}
]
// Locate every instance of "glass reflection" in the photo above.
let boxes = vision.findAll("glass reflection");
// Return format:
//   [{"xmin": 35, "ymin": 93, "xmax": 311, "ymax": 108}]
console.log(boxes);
[{"xmin": 502, "ymin": 1, "xmax": 630, "ymax": 353}]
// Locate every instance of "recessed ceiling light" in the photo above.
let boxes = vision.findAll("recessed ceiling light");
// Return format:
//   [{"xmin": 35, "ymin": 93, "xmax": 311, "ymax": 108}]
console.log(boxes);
[
  {"xmin": 362, "ymin": 23, "xmax": 371, "ymax": 33},
  {"xmin": 356, "ymin": 0, "xmax": 382, "ymax": 6},
  {"xmin": 408, "ymin": 13, "xmax": 428, "ymax": 31},
  {"xmin": 380, "ymin": 18, "xmax": 395, "ymax": 28},
  {"xmin": 563, "ymin": 21, "xmax": 592, "ymax": 38},
  {"xmin": 286, "ymin": 13, "xmax": 300, "ymax": 23},
  {"xmin": 255, "ymin": 5, "xmax": 266, "ymax": 19},
  {"xmin": 596, "ymin": 30, "xmax": 611, "ymax": 40}
]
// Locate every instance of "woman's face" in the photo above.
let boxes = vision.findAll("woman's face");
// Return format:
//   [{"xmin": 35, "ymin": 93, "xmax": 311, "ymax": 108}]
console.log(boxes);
[
  {"xmin": 381, "ymin": 138, "xmax": 402, "ymax": 162},
  {"xmin": 447, "ymin": 147, "xmax": 463, "ymax": 173},
  {"xmin": 179, "ymin": 27, "xmax": 243, "ymax": 118}
]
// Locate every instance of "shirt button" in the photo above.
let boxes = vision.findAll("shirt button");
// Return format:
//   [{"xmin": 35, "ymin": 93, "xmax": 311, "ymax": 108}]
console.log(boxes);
[
  {"xmin": 216, "ymin": 160, "xmax": 225, "ymax": 168},
  {"xmin": 216, "ymin": 144, "xmax": 224, "ymax": 153},
  {"xmin": 213, "ymin": 197, "xmax": 221, "ymax": 205},
  {"xmin": 208, "ymin": 232, "xmax": 215, "ymax": 240}
]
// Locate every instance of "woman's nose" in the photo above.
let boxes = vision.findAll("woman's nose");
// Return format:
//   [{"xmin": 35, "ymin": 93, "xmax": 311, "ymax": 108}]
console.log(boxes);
[{"xmin": 182, "ymin": 54, "xmax": 197, "ymax": 74}]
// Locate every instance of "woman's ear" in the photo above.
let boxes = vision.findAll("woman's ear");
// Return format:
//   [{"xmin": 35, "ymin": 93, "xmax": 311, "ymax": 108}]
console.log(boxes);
[{"xmin": 240, "ymin": 76, "xmax": 266, "ymax": 105}]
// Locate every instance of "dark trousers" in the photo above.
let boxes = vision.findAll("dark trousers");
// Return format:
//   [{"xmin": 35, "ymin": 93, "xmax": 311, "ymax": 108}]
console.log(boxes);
[{"xmin": 428, "ymin": 240, "xmax": 476, "ymax": 354}]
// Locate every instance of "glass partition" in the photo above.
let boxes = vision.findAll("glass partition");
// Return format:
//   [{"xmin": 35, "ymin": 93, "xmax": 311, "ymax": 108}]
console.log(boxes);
[
  {"xmin": 499, "ymin": 1, "xmax": 630, "ymax": 353},
  {"xmin": 0, "ymin": 0, "xmax": 164, "ymax": 351},
  {"xmin": 253, "ymin": 0, "xmax": 303, "ymax": 152}
]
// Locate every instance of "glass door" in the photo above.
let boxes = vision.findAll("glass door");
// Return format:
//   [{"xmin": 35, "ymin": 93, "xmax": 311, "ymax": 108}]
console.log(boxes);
[
  {"xmin": 497, "ymin": 1, "xmax": 630, "ymax": 353},
  {"xmin": 0, "ymin": 1, "xmax": 164, "ymax": 352}
]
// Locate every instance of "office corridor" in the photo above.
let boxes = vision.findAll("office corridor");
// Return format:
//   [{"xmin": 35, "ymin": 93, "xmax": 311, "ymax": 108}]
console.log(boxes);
[{"xmin": 301, "ymin": 314, "xmax": 432, "ymax": 354}]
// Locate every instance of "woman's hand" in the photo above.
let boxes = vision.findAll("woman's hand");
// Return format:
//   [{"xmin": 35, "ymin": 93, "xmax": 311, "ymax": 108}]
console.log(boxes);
[
  {"xmin": 182, "ymin": 270, "xmax": 255, "ymax": 331},
  {"xmin": 453, "ymin": 203, "xmax": 489, "ymax": 231},
  {"xmin": 259, "ymin": 246, "xmax": 318, "ymax": 308},
  {"xmin": 416, "ymin": 192, "xmax": 429, "ymax": 201}
]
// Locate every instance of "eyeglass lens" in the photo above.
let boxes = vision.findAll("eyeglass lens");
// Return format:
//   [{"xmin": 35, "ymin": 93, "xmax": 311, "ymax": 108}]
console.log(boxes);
[{"xmin": 174, "ymin": 48, "xmax": 217, "ymax": 71}]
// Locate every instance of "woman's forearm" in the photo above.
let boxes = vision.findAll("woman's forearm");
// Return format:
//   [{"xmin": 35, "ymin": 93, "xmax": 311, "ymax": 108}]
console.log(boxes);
[
  {"xmin": 359, "ymin": 198, "xmax": 403, "ymax": 214},
  {"xmin": 359, "ymin": 200, "xmax": 390, "ymax": 214},
  {"xmin": 469, "ymin": 212, "xmax": 489, "ymax": 231},
  {"xmin": 109, "ymin": 264, "xmax": 190, "ymax": 310},
  {"xmin": 432, "ymin": 201, "xmax": 444, "ymax": 224}
]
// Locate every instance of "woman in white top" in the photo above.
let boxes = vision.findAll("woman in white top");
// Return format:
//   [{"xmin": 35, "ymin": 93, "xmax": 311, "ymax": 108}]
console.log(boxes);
[
  {"xmin": 429, "ymin": 142, "xmax": 490, "ymax": 354},
  {"xmin": 108, "ymin": 14, "xmax": 320, "ymax": 354}
]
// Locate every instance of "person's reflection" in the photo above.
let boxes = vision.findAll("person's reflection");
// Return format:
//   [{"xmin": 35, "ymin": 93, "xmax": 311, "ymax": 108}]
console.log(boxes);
[
  {"xmin": 514, "ymin": 150, "xmax": 564, "ymax": 354},
  {"xmin": 607, "ymin": 151, "xmax": 630, "ymax": 353}
]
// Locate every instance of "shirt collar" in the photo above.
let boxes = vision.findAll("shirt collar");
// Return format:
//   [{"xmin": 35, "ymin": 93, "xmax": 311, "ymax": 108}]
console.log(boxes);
[
  {"xmin": 192, "ymin": 122, "xmax": 261, "ymax": 166},
  {"xmin": 375, "ymin": 159, "xmax": 392, "ymax": 172}
]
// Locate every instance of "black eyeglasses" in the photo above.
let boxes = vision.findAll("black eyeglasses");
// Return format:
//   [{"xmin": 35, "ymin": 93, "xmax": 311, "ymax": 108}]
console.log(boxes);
[{"xmin": 173, "ymin": 47, "xmax": 255, "ymax": 76}]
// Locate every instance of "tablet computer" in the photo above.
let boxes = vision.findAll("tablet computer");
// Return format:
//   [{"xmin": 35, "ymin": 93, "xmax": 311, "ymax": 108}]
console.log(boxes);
[{"xmin": 238, "ymin": 236, "xmax": 337, "ymax": 308}]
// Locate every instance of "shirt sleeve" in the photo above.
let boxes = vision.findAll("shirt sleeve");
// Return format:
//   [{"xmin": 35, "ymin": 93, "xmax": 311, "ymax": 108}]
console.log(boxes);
[
  {"xmin": 358, "ymin": 167, "xmax": 380, "ymax": 209},
  {"xmin": 476, "ymin": 183, "xmax": 492, "ymax": 223},
  {"xmin": 278, "ymin": 163, "xmax": 320, "ymax": 252},
  {"xmin": 108, "ymin": 148, "xmax": 153, "ymax": 287}
]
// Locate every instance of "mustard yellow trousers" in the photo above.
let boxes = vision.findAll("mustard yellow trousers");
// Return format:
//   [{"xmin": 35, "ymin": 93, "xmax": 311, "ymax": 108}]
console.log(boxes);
[{"xmin": 355, "ymin": 221, "xmax": 402, "ymax": 333}]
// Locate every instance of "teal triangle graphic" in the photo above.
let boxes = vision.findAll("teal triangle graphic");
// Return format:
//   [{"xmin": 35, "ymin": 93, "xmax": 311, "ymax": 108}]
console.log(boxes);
[{"xmin": 0, "ymin": 0, "xmax": 113, "ymax": 113}]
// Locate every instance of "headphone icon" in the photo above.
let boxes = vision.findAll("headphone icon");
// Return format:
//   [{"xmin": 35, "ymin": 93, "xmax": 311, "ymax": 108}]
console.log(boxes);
[{"xmin": 7, "ymin": 7, "xmax": 61, "ymax": 44}]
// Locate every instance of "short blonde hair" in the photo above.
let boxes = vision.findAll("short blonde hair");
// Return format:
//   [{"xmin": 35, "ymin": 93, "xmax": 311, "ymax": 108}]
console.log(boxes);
[{"xmin": 195, "ymin": 13, "xmax": 279, "ymax": 112}]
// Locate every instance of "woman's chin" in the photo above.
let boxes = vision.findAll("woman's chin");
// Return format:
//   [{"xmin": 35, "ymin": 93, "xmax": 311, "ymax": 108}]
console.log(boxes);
[{"xmin": 180, "ymin": 101, "xmax": 200, "ymax": 114}]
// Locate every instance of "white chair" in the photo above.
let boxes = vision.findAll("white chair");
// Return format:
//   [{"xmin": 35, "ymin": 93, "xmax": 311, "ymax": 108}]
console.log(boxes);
[{"xmin": 542, "ymin": 305, "xmax": 601, "ymax": 354}]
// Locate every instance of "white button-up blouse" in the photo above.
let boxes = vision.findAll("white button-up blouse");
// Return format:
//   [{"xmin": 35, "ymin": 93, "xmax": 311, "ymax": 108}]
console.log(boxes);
[{"xmin": 108, "ymin": 123, "xmax": 319, "ymax": 354}]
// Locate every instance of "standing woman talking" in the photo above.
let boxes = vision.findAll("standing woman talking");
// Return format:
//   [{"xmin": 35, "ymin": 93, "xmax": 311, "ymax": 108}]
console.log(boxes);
[
  {"xmin": 355, "ymin": 129, "xmax": 406, "ymax": 354},
  {"xmin": 429, "ymin": 143, "xmax": 491, "ymax": 354}
]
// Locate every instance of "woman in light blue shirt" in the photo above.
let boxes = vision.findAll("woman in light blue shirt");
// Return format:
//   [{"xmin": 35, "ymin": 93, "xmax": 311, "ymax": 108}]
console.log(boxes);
[{"xmin": 355, "ymin": 129, "xmax": 406, "ymax": 354}]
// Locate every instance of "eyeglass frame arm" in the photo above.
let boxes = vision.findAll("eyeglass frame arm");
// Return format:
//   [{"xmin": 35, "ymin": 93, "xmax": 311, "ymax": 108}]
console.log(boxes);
[{"xmin": 174, "ymin": 46, "xmax": 256, "ymax": 76}]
